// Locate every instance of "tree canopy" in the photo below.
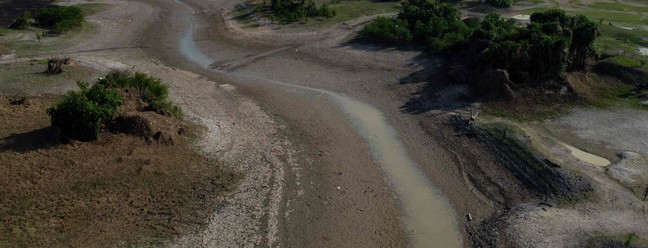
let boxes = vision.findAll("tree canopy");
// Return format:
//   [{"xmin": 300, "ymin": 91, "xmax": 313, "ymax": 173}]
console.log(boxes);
[{"xmin": 361, "ymin": 1, "xmax": 600, "ymax": 85}]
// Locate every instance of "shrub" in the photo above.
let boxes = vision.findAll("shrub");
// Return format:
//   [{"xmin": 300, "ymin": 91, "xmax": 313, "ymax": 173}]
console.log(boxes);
[
  {"xmin": 360, "ymin": 17, "xmax": 412, "ymax": 44},
  {"xmin": 35, "ymin": 6, "xmax": 84, "ymax": 33},
  {"xmin": 97, "ymin": 71, "xmax": 180, "ymax": 116},
  {"xmin": 48, "ymin": 82, "xmax": 123, "ymax": 141}
]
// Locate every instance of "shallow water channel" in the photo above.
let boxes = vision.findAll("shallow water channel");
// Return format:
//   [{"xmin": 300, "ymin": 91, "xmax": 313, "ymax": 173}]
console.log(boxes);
[{"xmin": 174, "ymin": 0, "xmax": 463, "ymax": 246}]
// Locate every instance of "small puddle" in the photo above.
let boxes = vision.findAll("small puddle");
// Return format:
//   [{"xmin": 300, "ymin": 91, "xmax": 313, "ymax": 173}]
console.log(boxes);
[
  {"xmin": 174, "ymin": 0, "xmax": 463, "ymax": 246},
  {"xmin": 559, "ymin": 142, "xmax": 611, "ymax": 166}
]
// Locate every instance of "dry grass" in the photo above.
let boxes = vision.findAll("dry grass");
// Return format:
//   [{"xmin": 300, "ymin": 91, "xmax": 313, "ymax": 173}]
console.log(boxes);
[{"xmin": 0, "ymin": 95, "xmax": 239, "ymax": 247}]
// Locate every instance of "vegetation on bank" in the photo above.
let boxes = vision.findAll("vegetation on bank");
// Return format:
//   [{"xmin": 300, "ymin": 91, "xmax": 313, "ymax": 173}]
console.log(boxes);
[
  {"xmin": 48, "ymin": 71, "xmax": 180, "ymax": 141},
  {"xmin": 269, "ymin": 0, "xmax": 336, "ymax": 22},
  {"xmin": 362, "ymin": 2, "xmax": 599, "ymax": 85},
  {"xmin": 10, "ymin": 6, "xmax": 85, "ymax": 34}
]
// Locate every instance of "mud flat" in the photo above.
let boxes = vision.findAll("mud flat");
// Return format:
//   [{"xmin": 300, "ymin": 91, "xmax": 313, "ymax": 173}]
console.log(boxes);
[{"xmin": 173, "ymin": 0, "xmax": 462, "ymax": 246}]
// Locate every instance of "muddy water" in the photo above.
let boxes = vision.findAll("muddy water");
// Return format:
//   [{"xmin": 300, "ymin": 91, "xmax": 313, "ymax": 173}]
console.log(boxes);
[
  {"xmin": 174, "ymin": 1, "xmax": 462, "ymax": 246},
  {"xmin": 559, "ymin": 142, "xmax": 611, "ymax": 167}
]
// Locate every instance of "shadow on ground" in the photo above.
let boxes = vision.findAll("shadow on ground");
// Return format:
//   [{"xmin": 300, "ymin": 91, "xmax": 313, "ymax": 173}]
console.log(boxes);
[{"xmin": 0, "ymin": 126, "xmax": 60, "ymax": 152}]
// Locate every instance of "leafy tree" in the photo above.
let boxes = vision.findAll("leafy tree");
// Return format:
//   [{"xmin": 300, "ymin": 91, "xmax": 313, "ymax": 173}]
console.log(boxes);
[{"xmin": 48, "ymin": 82, "xmax": 123, "ymax": 141}]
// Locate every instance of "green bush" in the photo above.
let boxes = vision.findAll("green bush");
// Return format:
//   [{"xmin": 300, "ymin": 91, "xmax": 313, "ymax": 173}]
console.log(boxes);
[
  {"xmin": 97, "ymin": 71, "xmax": 180, "ymax": 116},
  {"xmin": 360, "ymin": 17, "xmax": 412, "ymax": 44},
  {"xmin": 35, "ymin": 6, "xmax": 84, "ymax": 33},
  {"xmin": 48, "ymin": 82, "xmax": 123, "ymax": 141}
]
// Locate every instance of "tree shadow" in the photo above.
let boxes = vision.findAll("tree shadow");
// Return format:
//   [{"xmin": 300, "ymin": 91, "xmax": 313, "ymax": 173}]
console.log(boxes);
[
  {"xmin": 0, "ymin": 126, "xmax": 61, "ymax": 153},
  {"xmin": 399, "ymin": 56, "xmax": 474, "ymax": 115}
]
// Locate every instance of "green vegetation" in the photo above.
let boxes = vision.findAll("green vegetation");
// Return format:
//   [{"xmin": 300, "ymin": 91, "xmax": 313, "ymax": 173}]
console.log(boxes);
[
  {"xmin": 96, "ymin": 71, "xmax": 181, "ymax": 116},
  {"xmin": 35, "ymin": 6, "xmax": 85, "ymax": 34},
  {"xmin": 305, "ymin": 1, "xmax": 400, "ymax": 27},
  {"xmin": 588, "ymin": 2, "xmax": 648, "ymax": 13},
  {"xmin": 362, "ymin": 0, "xmax": 472, "ymax": 50},
  {"xmin": 48, "ymin": 71, "xmax": 181, "ymax": 141},
  {"xmin": 360, "ymin": 17, "xmax": 412, "ymax": 44},
  {"xmin": 270, "ymin": 0, "xmax": 336, "ymax": 22},
  {"xmin": 362, "ymin": 4, "xmax": 599, "ymax": 83},
  {"xmin": 48, "ymin": 82, "xmax": 123, "ymax": 141}
]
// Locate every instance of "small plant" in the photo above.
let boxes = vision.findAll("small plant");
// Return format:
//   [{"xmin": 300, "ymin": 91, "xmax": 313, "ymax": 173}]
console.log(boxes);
[{"xmin": 48, "ymin": 82, "xmax": 123, "ymax": 141}]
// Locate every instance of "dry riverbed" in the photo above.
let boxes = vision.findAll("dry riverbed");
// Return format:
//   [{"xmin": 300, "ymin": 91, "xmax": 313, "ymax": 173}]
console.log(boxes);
[{"xmin": 2, "ymin": 0, "xmax": 648, "ymax": 247}]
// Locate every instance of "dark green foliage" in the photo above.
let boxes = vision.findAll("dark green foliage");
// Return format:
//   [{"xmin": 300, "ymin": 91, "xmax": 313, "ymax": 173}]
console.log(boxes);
[
  {"xmin": 10, "ymin": 11, "xmax": 32, "ymax": 30},
  {"xmin": 485, "ymin": 0, "xmax": 513, "ymax": 8},
  {"xmin": 270, "ymin": 0, "xmax": 336, "ymax": 22},
  {"xmin": 35, "ymin": 6, "xmax": 84, "ymax": 33},
  {"xmin": 360, "ymin": 17, "xmax": 412, "ymax": 44},
  {"xmin": 361, "ymin": 0, "xmax": 471, "ymax": 49},
  {"xmin": 48, "ymin": 82, "xmax": 123, "ymax": 141},
  {"xmin": 360, "ymin": 5, "xmax": 600, "ymax": 88},
  {"xmin": 97, "ymin": 71, "xmax": 181, "ymax": 116},
  {"xmin": 475, "ymin": 10, "xmax": 599, "ymax": 79}
]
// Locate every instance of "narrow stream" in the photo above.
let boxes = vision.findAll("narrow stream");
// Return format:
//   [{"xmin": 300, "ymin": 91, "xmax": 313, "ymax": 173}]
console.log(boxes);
[{"xmin": 174, "ymin": 1, "xmax": 462, "ymax": 246}]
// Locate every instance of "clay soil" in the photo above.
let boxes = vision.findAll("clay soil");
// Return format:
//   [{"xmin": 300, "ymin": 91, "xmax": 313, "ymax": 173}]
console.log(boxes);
[{"xmin": 0, "ymin": 95, "xmax": 238, "ymax": 247}]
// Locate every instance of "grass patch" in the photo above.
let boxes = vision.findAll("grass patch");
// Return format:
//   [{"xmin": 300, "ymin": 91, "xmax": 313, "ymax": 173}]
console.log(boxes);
[
  {"xmin": 0, "ymin": 61, "xmax": 101, "ymax": 96},
  {"xmin": 235, "ymin": 0, "xmax": 399, "ymax": 28},
  {"xmin": 588, "ymin": 2, "xmax": 648, "ymax": 13},
  {"xmin": 303, "ymin": 1, "xmax": 400, "ymax": 27}
]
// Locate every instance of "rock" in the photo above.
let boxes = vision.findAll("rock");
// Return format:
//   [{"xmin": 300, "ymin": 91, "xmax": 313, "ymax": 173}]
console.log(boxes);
[{"xmin": 640, "ymin": 100, "xmax": 648, "ymax": 106}]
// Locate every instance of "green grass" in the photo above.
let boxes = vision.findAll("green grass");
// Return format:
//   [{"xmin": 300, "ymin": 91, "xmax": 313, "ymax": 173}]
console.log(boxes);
[
  {"xmin": 1, "ymin": 22, "xmax": 99, "ymax": 56},
  {"xmin": 605, "ymin": 55, "xmax": 643, "ymax": 67},
  {"xmin": 588, "ymin": 2, "xmax": 648, "ymax": 13},
  {"xmin": 0, "ymin": 61, "xmax": 101, "ymax": 96},
  {"xmin": 580, "ymin": 9, "xmax": 648, "ymax": 25},
  {"xmin": 588, "ymin": 80, "xmax": 648, "ymax": 109},
  {"xmin": 303, "ymin": 1, "xmax": 400, "ymax": 27},
  {"xmin": 234, "ymin": 0, "xmax": 399, "ymax": 28}
]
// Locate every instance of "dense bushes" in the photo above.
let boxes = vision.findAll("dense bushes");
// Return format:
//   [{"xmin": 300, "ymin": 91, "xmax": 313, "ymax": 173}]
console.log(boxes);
[
  {"xmin": 48, "ymin": 82, "xmax": 123, "ymax": 141},
  {"xmin": 361, "ymin": 0, "xmax": 472, "ymax": 49},
  {"xmin": 48, "ymin": 71, "xmax": 180, "ymax": 141},
  {"xmin": 96, "ymin": 71, "xmax": 181, "ymax": 116},
  {"xmin": 35, "ymin": 6, "xmax": 84, "ymax": 33},
  {"xmin": 360, "ymin": 17, "xmax": 412, "ymax": 44},
  {"xmin": 361, "ymin": 2, "xmax": 600, "ymax": 84},
  {"xmin": 270, "ymin": 0, "xmax": 336, "ymax": 22}
]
